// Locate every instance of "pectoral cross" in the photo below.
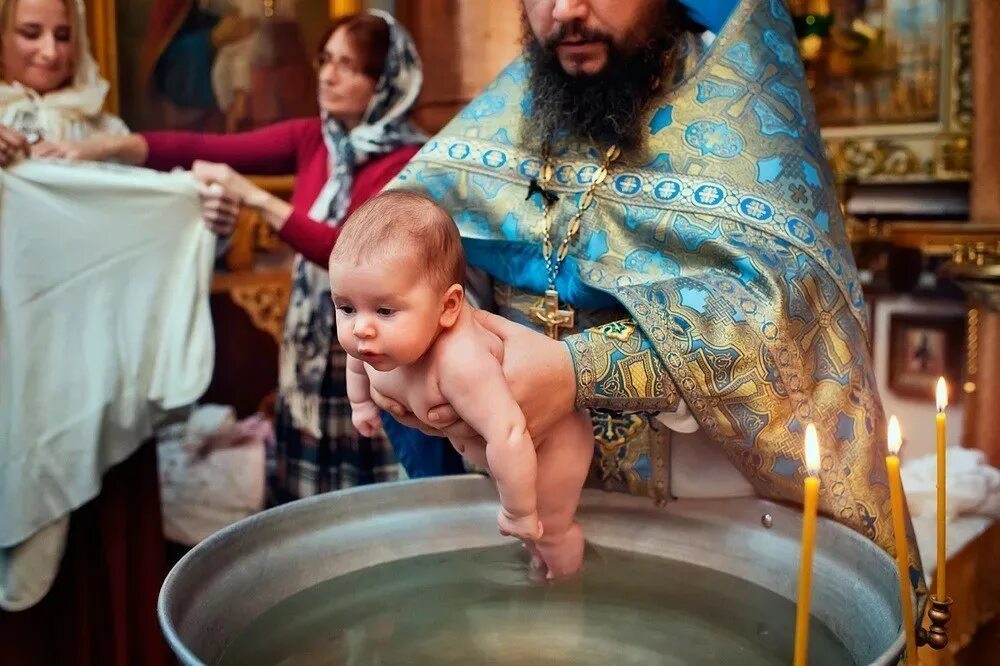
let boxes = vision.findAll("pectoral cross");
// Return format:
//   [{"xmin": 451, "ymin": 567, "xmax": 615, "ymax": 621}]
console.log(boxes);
[{"xmin": 530, "ymin": 289, "xmax": 575, "ymax": 339}]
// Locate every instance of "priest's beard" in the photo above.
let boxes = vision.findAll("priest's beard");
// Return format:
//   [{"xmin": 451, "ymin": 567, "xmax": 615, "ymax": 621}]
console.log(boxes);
[{"xmin": 522, "ymin": 2, "xmax": 686, "ymax": 151}]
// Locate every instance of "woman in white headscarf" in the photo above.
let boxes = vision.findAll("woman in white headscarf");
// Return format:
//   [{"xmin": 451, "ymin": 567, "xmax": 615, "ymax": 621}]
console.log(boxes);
[
  {"xmin": 0, "ymin": 0, "xmax": 127, "ymax": 164},
  {"xmin": 0, "ymin": 0, "xmax": 125, "ymax": 615},
  {"xmin": 0, "ymin": 11, "xmax": 197, "ymax": 664}
]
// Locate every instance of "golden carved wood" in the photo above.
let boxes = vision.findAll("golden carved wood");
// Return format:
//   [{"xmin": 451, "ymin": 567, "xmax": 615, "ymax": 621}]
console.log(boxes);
[{"xmin": 212, "ymin": 269, "xmax": 292, "ymax": 345}]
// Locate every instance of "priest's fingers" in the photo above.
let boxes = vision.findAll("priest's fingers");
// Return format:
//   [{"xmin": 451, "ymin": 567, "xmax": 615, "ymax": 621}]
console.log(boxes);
[
  {"xmin": 425, "ymin": 404, "xmax": 460, "ymax": 428},
  {"xmin": 370, "ymin": 387, "xmax": 416, "ymax": 423},
  {"xmin": 425, "ymin": 407, "xmax": 478, "ymax": 439},
  {"xmin": 473, "ymin": 309, "xmax": 533, "ymax": 342}
]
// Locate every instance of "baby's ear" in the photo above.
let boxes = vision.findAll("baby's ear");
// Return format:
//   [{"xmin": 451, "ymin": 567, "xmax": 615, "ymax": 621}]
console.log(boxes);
[{"xmin": 439, "ymin": 283, "xmax": 464, "ymax": 328}]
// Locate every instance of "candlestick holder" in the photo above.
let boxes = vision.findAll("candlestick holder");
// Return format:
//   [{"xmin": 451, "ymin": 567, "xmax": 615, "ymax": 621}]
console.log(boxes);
[{"xmin": 916, "ymin": 595, "xmax": 953, "ymax": 650}]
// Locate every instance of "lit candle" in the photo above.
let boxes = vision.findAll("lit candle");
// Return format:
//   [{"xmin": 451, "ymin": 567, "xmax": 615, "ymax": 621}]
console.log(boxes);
[
  {"xmin": 793, "ymin": 424, "xmax": 821, "ymax": 666},
  {"xmin": 886, "ymin": 416, "xmax": 918, "ymax": 661},
  {"xmin": 935, "ymin": 378, "xmax": 948, "ymax": 600}
]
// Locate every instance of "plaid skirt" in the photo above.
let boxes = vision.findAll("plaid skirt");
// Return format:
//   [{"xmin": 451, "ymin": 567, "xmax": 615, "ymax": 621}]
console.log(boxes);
[{"xmin": 267, "ymin": 343, "xmax": 400, "ymax": 506}]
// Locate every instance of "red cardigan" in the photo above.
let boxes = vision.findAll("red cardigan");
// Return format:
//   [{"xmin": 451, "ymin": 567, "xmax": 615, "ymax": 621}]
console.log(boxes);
[{"xmin": 142, "ymin": 118, "xmax": 422, "ymax": 266}]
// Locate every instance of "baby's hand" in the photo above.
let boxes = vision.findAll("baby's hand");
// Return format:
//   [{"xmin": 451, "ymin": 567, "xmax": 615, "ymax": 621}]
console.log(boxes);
[
  {"xmin": 497, "ymin": 508, "xmax": 543, "ymax": 542},
  {"xmin": 351, "ymin": 401, "xmax": 382, "ymax": 437}
]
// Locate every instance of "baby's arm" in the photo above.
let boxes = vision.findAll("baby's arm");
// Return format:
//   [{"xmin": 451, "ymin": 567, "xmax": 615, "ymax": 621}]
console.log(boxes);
[
  {"xmin": 346, "ymin": 355, "xmax": 382, "ymax": 437},
  {"xmin": 440, "ymin": 347, "xmax": 542, "ymax": 541}
]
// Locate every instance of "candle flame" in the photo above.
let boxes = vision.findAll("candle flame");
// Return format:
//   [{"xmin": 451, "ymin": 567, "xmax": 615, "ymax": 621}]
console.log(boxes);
[
  {"xmin": 936, "ymin": 377, "xmax": 948, "ymax": 412},
  {"xmin": 887, "ymin": 415, "xmax": 902, "ymax": 455},
  {"xmin": 805, "ymin": 423, "xmax": 820, "ymax": 475}
]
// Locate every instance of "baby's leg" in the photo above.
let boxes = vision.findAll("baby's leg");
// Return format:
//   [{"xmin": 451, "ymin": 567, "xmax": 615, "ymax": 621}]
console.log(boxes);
[
  {"xmin": 449, "ymin": 436, "xmax": 487, "ymax": 470},
  {"xmin": 534, "ymin": 409, "xmax": 594, "ymax": 578}
]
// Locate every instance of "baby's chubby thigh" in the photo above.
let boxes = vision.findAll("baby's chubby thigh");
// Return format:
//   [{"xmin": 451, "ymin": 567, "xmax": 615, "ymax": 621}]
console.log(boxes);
[
  {"xmin": 449, "ymin": 435, "xmax": 488, "ymax": 471},
  {"xmin": 534, "ymin": 409, "xmax": 594, "ymax": 535}
]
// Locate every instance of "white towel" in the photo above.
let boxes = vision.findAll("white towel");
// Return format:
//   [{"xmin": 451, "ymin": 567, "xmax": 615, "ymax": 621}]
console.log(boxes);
[
  {"xmin": 902, "ymin": 447, "xmax": 1000, "ymax": 521},
  {"xmin": 902, "ymin": 446, "xmax": 1000, "ymax": 586},
  {"xmin": 0, "ymin": 160, "xmax": 216, "ymax": 550}
]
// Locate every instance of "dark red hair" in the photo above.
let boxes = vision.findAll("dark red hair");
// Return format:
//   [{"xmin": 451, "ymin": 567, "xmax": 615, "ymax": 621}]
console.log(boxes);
[{"xmin": 318, "ymin": 13, "xmax": 390, "ymax": 80}]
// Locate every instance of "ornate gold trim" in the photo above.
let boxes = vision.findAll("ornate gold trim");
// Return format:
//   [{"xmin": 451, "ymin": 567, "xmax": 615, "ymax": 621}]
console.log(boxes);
[
  {"xmin": 826, "ymin": 139, "xmax": 923, "ymax": 181},
  {"xmin": 847, "ymin": 220, "xmax": 1000, "ymax": 255},
  {"xmin": 818, "ymin": 8, "xmax": 972, "ymax": 183}
]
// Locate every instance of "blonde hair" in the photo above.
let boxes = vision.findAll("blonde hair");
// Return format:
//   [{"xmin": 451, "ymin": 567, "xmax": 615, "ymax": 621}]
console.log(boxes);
[
  {"xmin": 0, "ymin": 0, "xmax": 82, "ymax": 83},
  {"xmin": 330, "ymin": 190, "xmax": 465, "ymax": 293}
]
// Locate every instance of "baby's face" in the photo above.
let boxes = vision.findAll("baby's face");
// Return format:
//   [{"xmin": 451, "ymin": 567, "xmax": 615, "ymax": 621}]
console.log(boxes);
[{"xmin": 329, "ymin": 256, "xmax": 445, "ymax": 372}]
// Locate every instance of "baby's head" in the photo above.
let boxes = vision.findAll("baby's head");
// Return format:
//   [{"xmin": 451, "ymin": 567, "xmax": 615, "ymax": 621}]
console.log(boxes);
[{"xmin": 329, "ymin": 190, "xmax": 465, "ymax": 371}]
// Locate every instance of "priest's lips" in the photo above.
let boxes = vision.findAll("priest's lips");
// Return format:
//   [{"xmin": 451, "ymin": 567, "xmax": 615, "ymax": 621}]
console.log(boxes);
[{"xmin": 556, "ymin": 39, "xmax": 604, "ymax": 57}]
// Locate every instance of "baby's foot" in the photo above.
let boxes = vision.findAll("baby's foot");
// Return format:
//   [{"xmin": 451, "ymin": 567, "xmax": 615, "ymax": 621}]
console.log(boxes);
[
  {"xmin": 497, "ymin": 509, "xmax": 543, "ymax": 542},
  {"xmin": 536, "ymin": 523, "xmax": 585, "ymax": 579},
  {"xmin": 522, "ymin": 541, "xmax": 549, "ymax": 582},
  {"xmin": 525, "ymin": 541, "xmax": 546, "ymax": 570}
]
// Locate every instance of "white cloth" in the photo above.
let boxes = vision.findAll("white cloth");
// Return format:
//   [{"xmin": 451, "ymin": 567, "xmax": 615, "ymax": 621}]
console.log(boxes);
[
  {"xmin": 902, "ymin": 447, "xmax": 1000, "ymax": 521},
  {"xmin": 902, "ymin": 447, "xmax": 1000, "ymax": 586},
  {"xmin": 0, "ymin": 160, "xmax": 215, "ymax": 609},
  {"xmin": 157, "ymin": 405, "xmax": 266, "ymax": 547},
  {"xmin": 0, "ymin": 0, "xmax": 127, "ymax": 143}
]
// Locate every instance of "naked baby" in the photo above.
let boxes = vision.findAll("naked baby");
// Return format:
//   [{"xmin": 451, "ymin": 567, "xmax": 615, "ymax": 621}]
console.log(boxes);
[{"xmin": 329, "ymin": 190, "xmax": 593, "ymax": 578}]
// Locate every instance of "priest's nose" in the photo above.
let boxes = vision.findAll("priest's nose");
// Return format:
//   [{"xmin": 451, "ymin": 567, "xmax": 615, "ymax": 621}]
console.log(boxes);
[{"xmin": 552, "ymin": 0, "xmax": 590, "ymax": 24}]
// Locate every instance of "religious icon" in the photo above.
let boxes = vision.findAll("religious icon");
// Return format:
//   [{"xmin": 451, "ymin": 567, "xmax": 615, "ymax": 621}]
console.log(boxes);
[
  {"xmin": 795, "ymin": 0, "xmax": 943, "ymax": 127},
  {"xmin": 119, "ymin": 0, "xmax": 329, "ymax": 132},
  {"xmin": 888, "ymin": 313, "xmax": 964, "ymax": 401}
]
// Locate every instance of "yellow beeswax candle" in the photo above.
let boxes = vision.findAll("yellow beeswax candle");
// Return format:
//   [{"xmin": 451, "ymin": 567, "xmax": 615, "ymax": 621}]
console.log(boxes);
[
  {"xmin": 886, "ymin": 415, "xmax": 918, "ymax": 661},
  {"xmin": 936, "ymin": 377, "xmax": 948, "ymax": 600},
  {"xmin": 793, "ymin": 424, "xmax": 821, "ymax": 666}
]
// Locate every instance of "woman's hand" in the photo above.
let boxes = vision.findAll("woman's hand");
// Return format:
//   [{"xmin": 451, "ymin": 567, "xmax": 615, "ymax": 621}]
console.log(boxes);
[
  {"xmin": 191, "ymin": 160, "xmax": 292, "ymax": 231},
  {"xmin": 192, "ymin": 160, "xmax": 258, "ymax": 203},
  {"xmin": 30, "ymin": 140, "xmax": 78, "ymax": 160},
  {"xmin": 199, "ymin": 182, "xmax": 241, "ymax": 236},
  {"xmin": 30, "ymin": 134, "xmax": 147, "ymax": 164},
  {"xmin": 0, "ymin": 126, "xmax": 28, "ymax": 167}
]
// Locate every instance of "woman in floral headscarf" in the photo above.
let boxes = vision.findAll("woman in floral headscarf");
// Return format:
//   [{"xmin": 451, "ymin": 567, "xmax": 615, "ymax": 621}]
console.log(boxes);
[{"xmin": 63, "ymin": 10, "xmax": 435, "ymax": 502}]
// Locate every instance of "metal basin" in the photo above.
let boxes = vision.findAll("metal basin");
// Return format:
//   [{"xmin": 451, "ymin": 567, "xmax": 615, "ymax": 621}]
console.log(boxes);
[{"xmin": 159, "ymin": 475, "xmax": 905, "ymax": 665}]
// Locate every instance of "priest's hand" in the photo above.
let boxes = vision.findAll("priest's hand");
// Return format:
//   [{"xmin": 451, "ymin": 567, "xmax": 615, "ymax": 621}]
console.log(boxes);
[
  {"xmin": 472, "ymin": 310, "xmax": 577, "ymax": 437},
  {"xmin": 0, "ymin": 126, "xmax": 28, "ymax": 167},
  {"xmin": 370, "ymin": 385, "xmax": 477, "ymax": 438}
]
